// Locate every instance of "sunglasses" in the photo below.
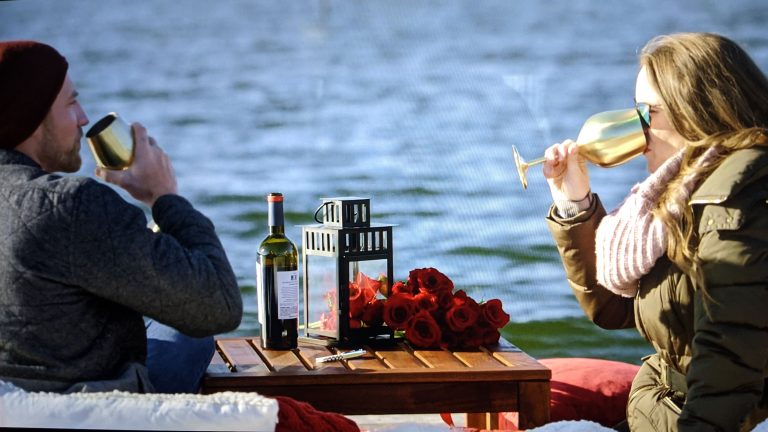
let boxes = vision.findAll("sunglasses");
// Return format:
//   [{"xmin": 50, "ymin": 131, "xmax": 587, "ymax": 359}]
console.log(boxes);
[{"xmin": 635, "ymin": 102, "xmax": 651, "ymax": 128}]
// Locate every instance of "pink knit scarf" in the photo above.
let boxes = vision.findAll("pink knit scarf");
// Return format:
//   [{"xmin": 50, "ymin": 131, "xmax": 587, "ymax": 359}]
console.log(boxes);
[{"xmin": 595, "ymin": 146, "xmax": 720, "ymax": 297}]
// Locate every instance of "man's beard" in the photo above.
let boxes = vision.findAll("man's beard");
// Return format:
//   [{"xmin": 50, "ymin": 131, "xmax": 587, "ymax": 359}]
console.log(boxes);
[{"xmin": 38, "ymin": 121, "xmax": 82, "ymax": 173}]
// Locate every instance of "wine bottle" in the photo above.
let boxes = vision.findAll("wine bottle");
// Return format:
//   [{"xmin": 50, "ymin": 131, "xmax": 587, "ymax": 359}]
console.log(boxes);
[{"xmin": 256, "ymin": 192, "xmax": 299, "ymax": 349}]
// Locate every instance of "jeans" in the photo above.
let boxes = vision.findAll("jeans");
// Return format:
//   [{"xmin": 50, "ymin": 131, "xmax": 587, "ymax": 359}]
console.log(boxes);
[{"xmin": 145, "ymin": 319, "xmax": 214, "ymax": 393}]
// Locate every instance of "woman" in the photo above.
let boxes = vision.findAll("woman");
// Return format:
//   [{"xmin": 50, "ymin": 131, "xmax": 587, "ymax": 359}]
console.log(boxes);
[{"xmin": 544, "ymin": 33, "xmax": 768, "ymax": 431}]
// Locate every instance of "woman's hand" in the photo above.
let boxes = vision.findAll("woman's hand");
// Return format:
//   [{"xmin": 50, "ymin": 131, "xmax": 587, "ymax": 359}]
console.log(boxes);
[
  {"xmin": 543, "ymin": 139, "xmax": 591, "ymax": 202},
  {"xmin": 96, "ymin": 122, "xmax": 178, "ymax": 207}
]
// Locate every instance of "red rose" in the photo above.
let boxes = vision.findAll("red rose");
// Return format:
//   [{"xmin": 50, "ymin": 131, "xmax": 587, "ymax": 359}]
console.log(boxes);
[
  {"xmin": 452, "ymin": 289, "xmax": 469, "ymax": 306},
  {"xmin": 320, "ymin": 312, "xmax": 337, "ymax": 332},
  {"xmin": 383, "ymin": 293, "xmax": 416, "ymax": 330},
  {"xmin": 391, "ymin": 281, "xmax": 413, "ymax": 297},
  {"xmin": 434, "ymin": 290, "xmax": 454, "ymax": 312},
  {"xmin": 347, "ymin": 285, "xmax": 364, "ymax": 320},
  {"xmin": 440, "ymin": 329, "xmax": 460, "ymax": 350},
  {"xmin": 459, "ymin": 324, "xmax": 484, "ymax": 349},
  {"xmin": 361, "ymin": 299, "xmax": 384, "ymax": 327},
  {"xmin": 348, "ymin": 282, "xmax": 376, "ymax": 320},
  {"xmin": 387, "ymin": 268, "xmax": 501, "ymax": 349},
  {"xmin": 451, "ymin": 290, "xmax": 480, "ymax": 314},
  {"xmin": 413, "ymin": 268, "xmax": 453, "ymax": 294},
  {"xmin": 445, "ymin": 301, "xmax": 479, "ymax": 332},
  {"xmin": 481, "ymin": 299, "xmax": 510, "ymax": 328},
  {"xmin": 482, "ymin": 328, "xmax": 501, "ymax": 345},
  {"xmin": 413, "ymin": 292, "xmax": 438, "ymax": 314},
  {"xmin": 323, "ymin": 289, "xmax": 337, "ymax": 311},
  {"xmin": 405, "ymin": 310, "xmax": 442, "ymax": 348},
  {"xmin": 407, "ymin": 269, "xmax": 421, "ymax": 291},
  {"xmin": 354, "ymin": 272, "xmax": 382, "ymax": 296},
  {"xmin": 348, "ymin": 285, "xmax": 364, "ymax": 319}
]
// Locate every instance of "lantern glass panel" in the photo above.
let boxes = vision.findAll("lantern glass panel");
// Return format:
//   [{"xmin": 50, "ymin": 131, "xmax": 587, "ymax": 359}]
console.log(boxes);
[
  {"xmin": 305, "ymin": 255, "xmax": 339, "ymax": 338},
  {"xmin": 349, "ymin": 259, "xmax": 388, "ymax": 324}
]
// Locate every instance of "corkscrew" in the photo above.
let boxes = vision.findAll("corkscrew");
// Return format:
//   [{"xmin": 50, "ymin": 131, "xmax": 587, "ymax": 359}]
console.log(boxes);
[{"xmin": 315, "ymin": 349, "xmax": 367, "ymax": 364}]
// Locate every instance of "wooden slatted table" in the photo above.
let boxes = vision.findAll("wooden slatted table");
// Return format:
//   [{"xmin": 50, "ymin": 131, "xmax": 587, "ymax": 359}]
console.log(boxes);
[{"xmin": 202, "ymin": 337, "xmax": 550, "ymax": 429}]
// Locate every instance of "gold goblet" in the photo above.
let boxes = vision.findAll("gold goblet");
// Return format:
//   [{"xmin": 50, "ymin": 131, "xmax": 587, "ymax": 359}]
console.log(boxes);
[
  {"xmin": 86, "ymin": 112, "xmax": 134, "ymax": 170},
  {"xmin": 512, "ymin": 105, "xmax": 649, "ymax": 189}
]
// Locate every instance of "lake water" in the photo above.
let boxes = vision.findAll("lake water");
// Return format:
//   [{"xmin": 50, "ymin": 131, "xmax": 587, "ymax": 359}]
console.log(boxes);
[{"xmin": 3, "ymin": 0, "xmax": 767, "ymax": 341}]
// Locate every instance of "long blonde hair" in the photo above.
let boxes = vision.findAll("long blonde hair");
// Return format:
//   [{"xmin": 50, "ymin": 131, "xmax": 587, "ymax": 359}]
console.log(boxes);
[{"xmin": 640, "ymin": 33, "xmax": 768, "ymax": 291}]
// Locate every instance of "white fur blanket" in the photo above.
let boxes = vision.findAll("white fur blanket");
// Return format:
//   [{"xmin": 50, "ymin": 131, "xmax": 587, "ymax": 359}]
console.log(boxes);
[
  {"xmin": 4, "ymin": 379, "xmax": 767, "ymax": 432},
  {"xmin": 0, "ymin": 380, "xmax": 278, "ymax": 431}
]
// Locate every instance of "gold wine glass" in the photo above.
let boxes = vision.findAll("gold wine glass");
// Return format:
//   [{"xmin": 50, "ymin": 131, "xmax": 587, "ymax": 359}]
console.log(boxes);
[
  {"xmin": 512, "ymin": 104, "xmax": 649, "ymax": 189},
  {"xmin": 86, "ymin": 112, "xmax": 135, "ymax": 170}
]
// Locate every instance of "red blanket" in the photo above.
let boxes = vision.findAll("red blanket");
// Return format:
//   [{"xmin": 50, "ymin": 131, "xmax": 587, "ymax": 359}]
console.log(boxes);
[{"xmin": 275, "ymin": 396, "xmax": 360, "ymax": 432}]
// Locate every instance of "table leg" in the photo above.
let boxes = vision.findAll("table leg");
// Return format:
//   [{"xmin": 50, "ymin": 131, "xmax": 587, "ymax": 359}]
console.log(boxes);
[
  {"xmin": 517, "ymin": 380, "xmax": 550, "ymax": 428},
  {"xmin": 466, "ymin": 412, "xmax": 499, "ymax": 429}
]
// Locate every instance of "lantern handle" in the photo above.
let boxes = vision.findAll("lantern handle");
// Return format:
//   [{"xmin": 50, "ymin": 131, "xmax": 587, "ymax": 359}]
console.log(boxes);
[{"xmin": 313, "ymin": 203, "xmax": 326, "ymax": 224}]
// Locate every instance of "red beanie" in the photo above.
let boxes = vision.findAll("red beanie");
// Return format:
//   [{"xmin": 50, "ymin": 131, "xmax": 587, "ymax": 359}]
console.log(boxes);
[{"xmin": 0, "ymin": 40, "xmax": 69, "ymax": 149}]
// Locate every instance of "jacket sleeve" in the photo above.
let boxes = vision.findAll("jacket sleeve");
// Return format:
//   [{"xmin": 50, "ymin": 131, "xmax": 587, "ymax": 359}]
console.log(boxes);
[
  {"xmin": 545, "ymin": 194, "xmax": 635, "ymax": 330},
  {"xmin": 67, "ymin": 180, "xmax": 243, "ymax": 337},
  {"xmin": 678, "ymin": 191, "xmax": 768, "ymax": 431}
]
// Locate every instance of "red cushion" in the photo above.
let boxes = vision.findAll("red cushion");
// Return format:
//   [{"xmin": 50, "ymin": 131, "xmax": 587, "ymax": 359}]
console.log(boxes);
[
  {"xmin": 499, "ymin": 358, "xmax": 640, "ymax": 429},
  {"xmin": 274, "ymin": 396, "xmax": 360, "ymax": 432}
]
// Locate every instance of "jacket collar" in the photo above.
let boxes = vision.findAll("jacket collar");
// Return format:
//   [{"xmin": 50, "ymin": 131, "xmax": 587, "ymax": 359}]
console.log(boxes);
[
  {"xmin": 0, "ymin": 148, "xmax": 42, "ymax": 169},
  {"xmin": 690, "ymin": 146, "xmax": 768, "ymax": 204}
]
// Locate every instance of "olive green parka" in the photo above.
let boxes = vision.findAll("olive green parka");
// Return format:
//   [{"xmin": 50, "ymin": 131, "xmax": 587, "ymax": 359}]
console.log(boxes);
[{"xmin": 546, "ymin": 147, "xmax": 768, "ymax": 431}]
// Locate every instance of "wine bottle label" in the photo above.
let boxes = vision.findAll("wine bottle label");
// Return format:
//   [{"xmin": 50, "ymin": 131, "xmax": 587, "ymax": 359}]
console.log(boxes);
[{"xmin": 276, "ymin": 270, "xmax": 299, "ymax": 320}]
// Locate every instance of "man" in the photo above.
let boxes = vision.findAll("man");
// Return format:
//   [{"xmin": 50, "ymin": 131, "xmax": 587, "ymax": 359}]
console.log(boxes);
[{"xmin": 0, "ymin": 41, "xmax": 243, "ymax": 393}]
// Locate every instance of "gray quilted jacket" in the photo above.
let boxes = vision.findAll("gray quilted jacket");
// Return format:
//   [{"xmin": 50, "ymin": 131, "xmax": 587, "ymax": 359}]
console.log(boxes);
[{"xmin": 0, "ymin": 149, "xmax": 242, "ymax": 392}]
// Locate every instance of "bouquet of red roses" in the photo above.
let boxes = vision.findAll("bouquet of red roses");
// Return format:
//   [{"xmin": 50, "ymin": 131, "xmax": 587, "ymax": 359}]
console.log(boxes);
[{"xmin": 348, "ymin": 267, "xmax": 510, "ymax": 349}]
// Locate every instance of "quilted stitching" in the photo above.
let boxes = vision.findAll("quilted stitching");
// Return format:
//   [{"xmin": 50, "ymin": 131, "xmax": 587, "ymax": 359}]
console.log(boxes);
[{"xmin": 0, "ymin": 149, "xmax": 242, "ymax": 392}]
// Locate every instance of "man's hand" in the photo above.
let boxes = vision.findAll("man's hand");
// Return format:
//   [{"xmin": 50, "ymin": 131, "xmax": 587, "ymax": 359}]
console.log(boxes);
[{"xmin": 96, "ymin": 122, "xmax": 178, "ymax": 207}]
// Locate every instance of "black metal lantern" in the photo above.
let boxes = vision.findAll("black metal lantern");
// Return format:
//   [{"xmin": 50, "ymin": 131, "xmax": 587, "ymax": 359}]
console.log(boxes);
[{"xmin": 301, "ymin": 197, "xmax": 395, "ymax": 346}]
